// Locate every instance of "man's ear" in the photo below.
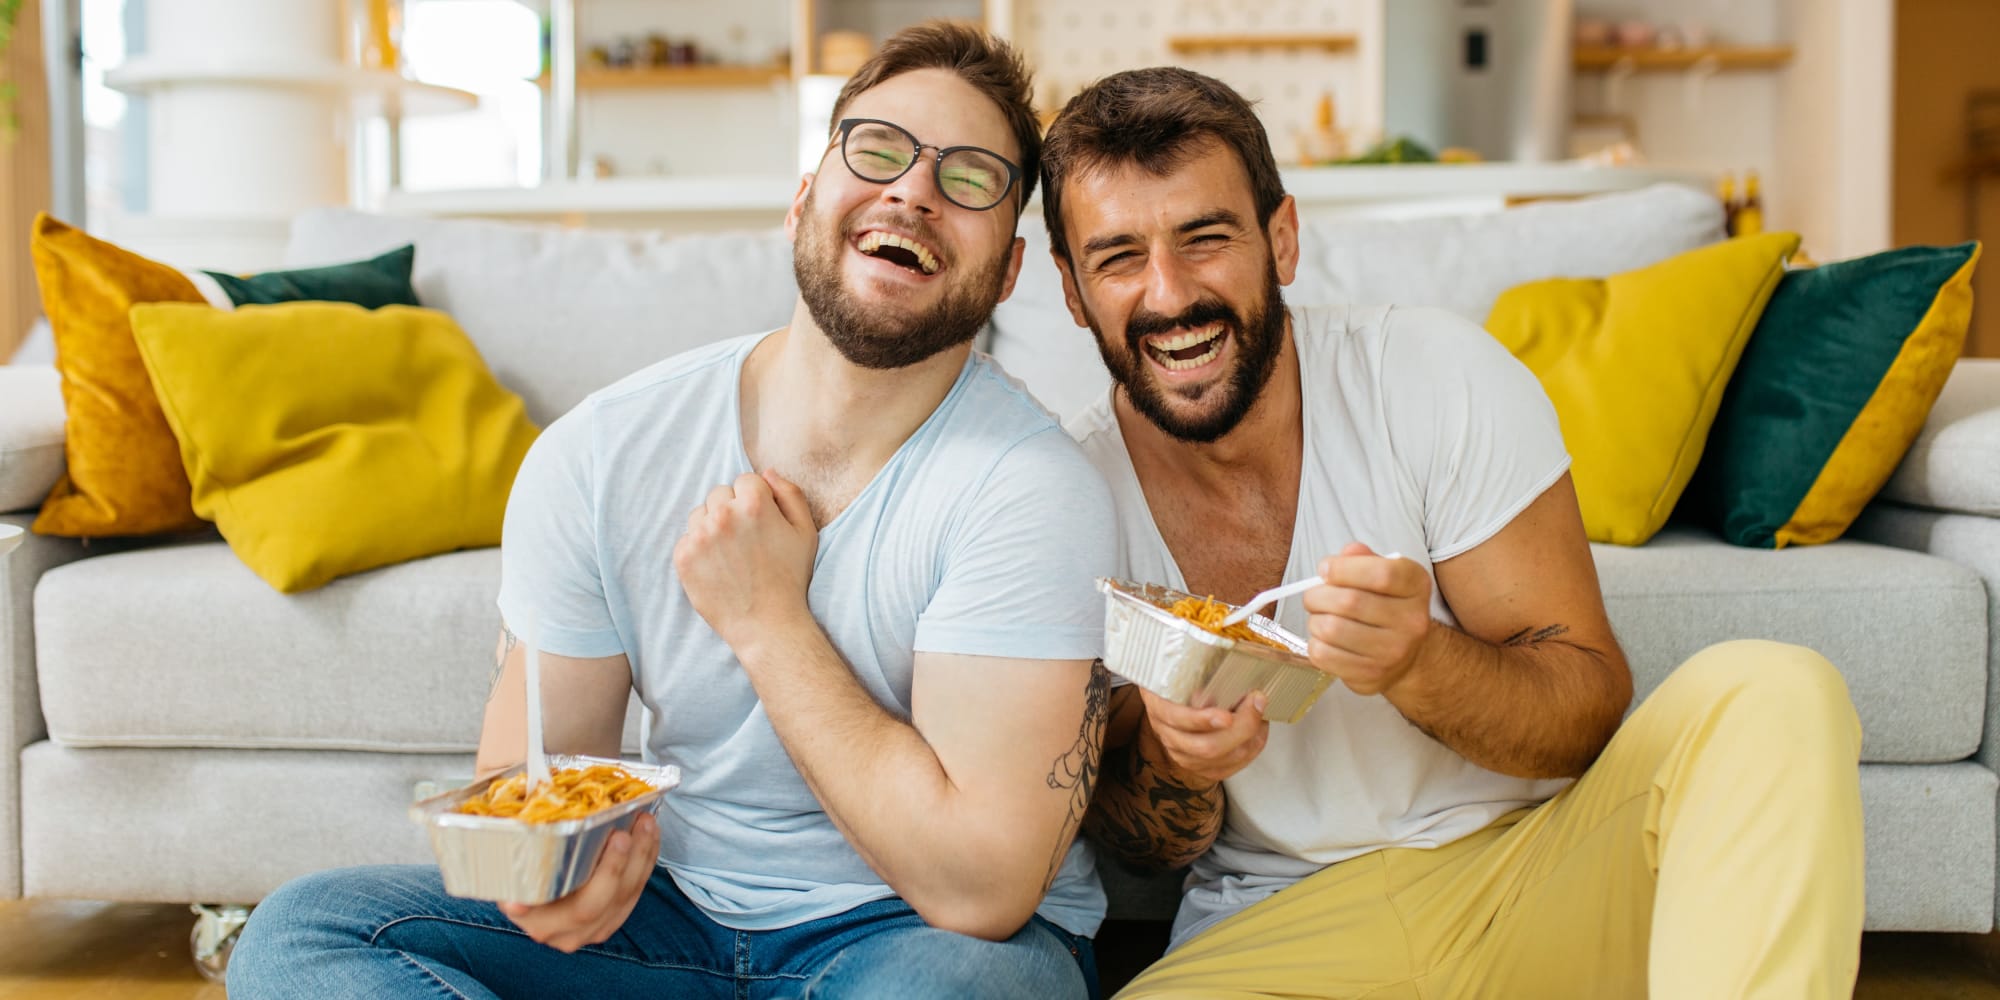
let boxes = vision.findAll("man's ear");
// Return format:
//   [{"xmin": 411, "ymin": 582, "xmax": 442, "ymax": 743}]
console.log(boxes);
[
  {"xmin": 1268, "ymin": 194, "xmax": 1302, "ymax": 287},
  {"xmin": 783, "ymin": 173, "xmax": 814, "ymax": 241},
  {"xmin": 1054, "ymin": 250, "xmax": 1090, "ymax": 329},
  {"xmin": 994, "ymin": 236, "xmax": 1027, "ymax": 303}
]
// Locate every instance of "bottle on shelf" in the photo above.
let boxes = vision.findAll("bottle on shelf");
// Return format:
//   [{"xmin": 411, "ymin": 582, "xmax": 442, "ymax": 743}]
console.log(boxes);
[
  {"xmin": 1736, "ymin": 170, "xmax": 1765, "ymax": 236},
  {"xmin": 1717, "ymin": 170, "xmax": 1738, "ymax": 236},
  {"xmin": 1297, "ymin": 91, "xmax": 1347, "ymax": 166}
]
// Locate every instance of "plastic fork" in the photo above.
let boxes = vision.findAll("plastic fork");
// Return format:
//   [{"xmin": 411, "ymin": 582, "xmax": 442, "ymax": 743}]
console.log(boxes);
[
  {"xmin": 520, "ymin": 618, "xmax": 553, "ymax": 793},
  {"xmin": 1219, "ymin": 552, "xmax": 1404, "ymax": 628}
]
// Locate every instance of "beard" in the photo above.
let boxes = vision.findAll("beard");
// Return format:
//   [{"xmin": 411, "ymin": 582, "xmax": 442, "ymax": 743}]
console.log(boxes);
[
  {"xmin": 792, "ymin": 189, "xmax": 1010, "ymax": 371},
  {"xmin": 1085, "ymin": 258, "xmax": 1288, "ymax": 444}
]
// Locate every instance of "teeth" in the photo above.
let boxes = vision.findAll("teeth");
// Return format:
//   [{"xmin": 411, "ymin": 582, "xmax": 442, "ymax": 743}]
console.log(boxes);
[
  {"xmin": 857, "ymin": 231, "xmax": 940, "ymax": 275},
  {"xmin": 1151, "ymin": 336, "xmax": 1224, "ymax": 371},
  {"xmin": 1151, "ymin": 324, "xmax": 1224, "ymax": 352}
]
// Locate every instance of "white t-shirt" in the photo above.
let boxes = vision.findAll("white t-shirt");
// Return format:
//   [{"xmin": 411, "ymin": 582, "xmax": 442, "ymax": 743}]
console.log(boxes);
[
  {"xmin": 1068, "ymin": 304, "xmax": 1574, "ymax": 947},
  {"xmin": 499, "ymin": 332, "xmax": 1118, "ymax": 936}
]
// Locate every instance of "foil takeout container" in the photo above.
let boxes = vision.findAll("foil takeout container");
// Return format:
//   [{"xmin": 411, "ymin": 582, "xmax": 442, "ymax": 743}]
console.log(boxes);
[
  {"xmin": 411, "ymin": 754, "xmax": 681, "ymax": 905},
  {"xmin": 1099, "ymin": 578, "xmax": 1333, "ymax": 724}
]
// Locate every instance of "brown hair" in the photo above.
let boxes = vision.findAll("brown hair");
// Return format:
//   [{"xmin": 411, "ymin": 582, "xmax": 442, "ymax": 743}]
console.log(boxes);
[
  {"xmin": 1041, "ymin": 67, "xmax": 1287, "ymax": 260},
  {"xmin": 830, "ymin": 20, "xmax": 1041, "ymax": 209}
]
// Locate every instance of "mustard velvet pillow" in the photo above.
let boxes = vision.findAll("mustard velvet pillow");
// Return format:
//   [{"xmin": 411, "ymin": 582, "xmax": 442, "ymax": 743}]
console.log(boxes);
[
  {"xmin": 129, "ymin": 302, "xmax": 539, "ymax": 593},
  {"xmin": 30, "ymin": 213, "xmax": 211, "ymax": 537},
  {"xmin": 1485, "ymin": 231, "xmax": 1800, "ymax": 545}
]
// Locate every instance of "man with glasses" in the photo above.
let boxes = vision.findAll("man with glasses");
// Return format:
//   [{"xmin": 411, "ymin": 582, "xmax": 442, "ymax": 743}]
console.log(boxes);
[{"xmin": 229, "ymin": 22, "xmax": 1114, "ymax": 1000}]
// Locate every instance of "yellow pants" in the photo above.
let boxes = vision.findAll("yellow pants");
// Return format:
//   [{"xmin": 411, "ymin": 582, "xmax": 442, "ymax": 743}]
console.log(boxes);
[{"xmin": 1117, "ymin": 640, "xmax": 1865, "ymax": 1000}]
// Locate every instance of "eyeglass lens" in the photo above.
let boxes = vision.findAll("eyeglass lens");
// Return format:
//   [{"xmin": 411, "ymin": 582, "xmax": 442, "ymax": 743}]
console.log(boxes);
[{"xmin": 843, "ymin": 121, "xmax": 1012, "ymax": 210}]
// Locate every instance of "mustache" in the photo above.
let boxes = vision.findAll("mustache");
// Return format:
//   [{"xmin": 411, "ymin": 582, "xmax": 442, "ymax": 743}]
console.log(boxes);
[{"xmin": 1125, "ymin": 298, "xmax": 1241, "ymax": 348}]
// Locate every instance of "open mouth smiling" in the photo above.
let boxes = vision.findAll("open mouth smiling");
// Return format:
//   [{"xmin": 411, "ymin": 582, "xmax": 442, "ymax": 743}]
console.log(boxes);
[
  {"xmin": 1144, "ymin": 323, "xmax": 1228, "ymax": 371},
  {"xmin": 855, "ymin": 230, "xmax": 942, "ymax": 276}
]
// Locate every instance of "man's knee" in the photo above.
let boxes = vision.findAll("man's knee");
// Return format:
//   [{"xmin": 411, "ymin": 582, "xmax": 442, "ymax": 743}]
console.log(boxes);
[
  {"xmin": 1672, "ymin": 640, "xmax": 1861, "ymax": 750},
  {"xmin": 236, "ymin": 866, "xmax": 430, "ymax": 961},
  {"xmin": 808, "ymin": 922, "xmax": 1087, "ymax": 999}
]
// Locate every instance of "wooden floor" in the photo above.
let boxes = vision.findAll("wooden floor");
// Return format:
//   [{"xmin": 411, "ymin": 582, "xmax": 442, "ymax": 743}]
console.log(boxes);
[{"xmin": 0, "ymin": 899, "xmax": 1996, "ymax": 998}]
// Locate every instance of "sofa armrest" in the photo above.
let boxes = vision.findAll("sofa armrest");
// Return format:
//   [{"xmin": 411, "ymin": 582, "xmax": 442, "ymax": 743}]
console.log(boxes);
[
  {"xmin": 1848, "ymin": 503, "xmax": 2000, "ymax": 929},
  {"xmin": 0, "ymin": 366, "xmax": 64, "ymax": 515},
  {"xmin": 0, "ymin": 512, "xmax": 94, "ymax": 898},
  {"xmin": 1879, "ymin": 358, "xmax": 2000, "ymax": 518}
]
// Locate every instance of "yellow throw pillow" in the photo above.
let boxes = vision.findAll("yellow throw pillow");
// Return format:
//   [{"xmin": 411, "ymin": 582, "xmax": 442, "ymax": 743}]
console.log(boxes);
[
  {"xmin": 1485, "ymin": 232, "xmax": 1800, "ymax": 545},
  {"xmin": 129, "ymin": 302, "xmax": 540, "ymax": 593},
  {"xmin": 30, "ymin": 213, "xmax": 210, "ymax": 537}
]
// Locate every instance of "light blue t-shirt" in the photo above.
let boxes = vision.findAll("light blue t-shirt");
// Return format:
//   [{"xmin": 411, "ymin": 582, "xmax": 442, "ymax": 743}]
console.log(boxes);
[{"xmin": 497, "ymin": 332, "xmax": 1117, "ymax": 936}]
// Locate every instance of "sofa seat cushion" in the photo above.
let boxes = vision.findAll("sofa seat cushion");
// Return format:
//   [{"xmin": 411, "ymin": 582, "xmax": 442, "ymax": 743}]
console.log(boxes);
[
  {"xmin": 35, "ymin": 541, "xmax": 642, "ymax": 753},
  {"xmin": 1595, "ymin": 527, "xmax": 1986, "ymax": 763}
]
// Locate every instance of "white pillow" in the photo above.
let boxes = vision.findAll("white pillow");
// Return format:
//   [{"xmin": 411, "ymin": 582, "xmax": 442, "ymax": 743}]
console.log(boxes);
[
  {"xmin": 0, "ymin": 365, "xmax": 65, "ymax": 514},
  {"xmin": 287, "ymin": 209, "xmax": 798, "ymax": 427}
]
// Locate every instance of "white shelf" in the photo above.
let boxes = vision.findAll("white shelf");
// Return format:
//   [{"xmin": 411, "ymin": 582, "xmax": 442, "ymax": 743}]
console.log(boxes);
[{"xmin": 104, "ymin": 60, "xmax": 478, "ymax": 117}]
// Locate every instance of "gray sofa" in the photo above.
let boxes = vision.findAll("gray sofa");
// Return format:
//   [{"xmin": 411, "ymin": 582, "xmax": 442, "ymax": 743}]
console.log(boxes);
[{"xmin": 3, "ymin": 185, "xmax": 1998, "ymax": 971}]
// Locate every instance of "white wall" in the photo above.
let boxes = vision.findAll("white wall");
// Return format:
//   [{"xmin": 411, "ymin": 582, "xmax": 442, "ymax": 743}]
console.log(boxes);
[
  {"xmin": 1573, "ymin": 0, "xmax": 1893, "ymax": 260},
  {"xmin": 1009, "ymin": 0, "xmax": 1380, "ymax": 167}
]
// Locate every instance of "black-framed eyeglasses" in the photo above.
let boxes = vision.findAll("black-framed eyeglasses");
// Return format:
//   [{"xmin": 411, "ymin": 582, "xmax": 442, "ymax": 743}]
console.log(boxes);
[{"xmin": 829, "ymin": 118, "xmax": 1022, "ymax": 212}]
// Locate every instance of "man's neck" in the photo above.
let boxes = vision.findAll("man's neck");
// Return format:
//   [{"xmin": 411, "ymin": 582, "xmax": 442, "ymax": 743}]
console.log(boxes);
[
  {"xmin": 740, "ymin": 300, "xmax": 971, "ymax": 522},
  {"xmin": 1115, "ymin": 316, "xmax": 1304, "ymax": 501}
]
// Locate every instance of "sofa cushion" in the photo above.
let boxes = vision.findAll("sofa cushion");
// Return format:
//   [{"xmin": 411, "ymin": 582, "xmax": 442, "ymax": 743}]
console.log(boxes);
[
  {"xmin": 0, "ymin": 366, "xmax": 64, "ymax": 514},
  {"xmin": 1688, "ymin": 242, "xmax": 1981, "ymax": 548},
  {"xmin": 29, "ymin": 215, "xmax": 426, "ymax": 539},
  {"xmin": 1881, "ymin": 358, "xmax": 2000, "ymax": 517},
  {"xmin": 1594, "ymin": 526, "xmax": 1986, "ymax": 763},
  {"xmin": 22, "ymin": 743, "xmax": 456, "ymax": 902},
  {"xmin": 131, "ymin": 303, "xmax": 539, "ymax": 593},
  {"xmin": 285, "ymin": 209, "xmax": 798, "ymax": 427},
  {"xmin": 35, "ymin": 542, "xmax": 641, "ymax": 753},
  {"xmin": 1487, "ymin": 233, "xmax": 1799, "ymax": 546},
  {"xmin": 992, "ymin": 182, "xmax": 1728, "ymax": 422}
]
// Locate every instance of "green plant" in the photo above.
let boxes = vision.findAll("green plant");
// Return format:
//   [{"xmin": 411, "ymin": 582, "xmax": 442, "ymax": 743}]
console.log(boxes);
[{"xmin": 0, "ymin": 0, "xmax": 21, "ymax": 140}]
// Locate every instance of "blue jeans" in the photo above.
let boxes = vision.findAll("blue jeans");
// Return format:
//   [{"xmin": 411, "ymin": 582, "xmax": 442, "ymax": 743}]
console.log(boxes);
[{"xmin": 227, "ymin": 864, "xmax": 1099, "ymax": 999}]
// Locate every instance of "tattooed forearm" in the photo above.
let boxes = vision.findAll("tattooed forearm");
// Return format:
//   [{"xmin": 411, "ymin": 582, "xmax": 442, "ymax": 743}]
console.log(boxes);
[
  {"xmin": 488, "ymin": 626, "xmax": 518, "ymax": 702},
  {"xmin": 1042, "ymin": 661, "xmax": 1111, "ymax": 891},
  {"xmin": 1082, "ymin": 687, "xmax": 1223, "ymax": 874},
  {"xmin": 1502, "ymin": 624, "xmax": 1571, "ymax": 647}
]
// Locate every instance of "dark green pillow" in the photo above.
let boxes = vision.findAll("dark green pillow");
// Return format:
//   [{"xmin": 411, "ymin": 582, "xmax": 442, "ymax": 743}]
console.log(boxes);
[
  {"xmin": 1684, "ymin": 241, "xmax": 1981, "ymax": 548},
  {"xmin": 203, "ymin": 245, "xmax": 419, "ymax": 309}
]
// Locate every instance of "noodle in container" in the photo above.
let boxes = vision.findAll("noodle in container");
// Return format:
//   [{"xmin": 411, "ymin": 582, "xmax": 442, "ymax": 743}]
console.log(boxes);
[
  {"xmin": 412, "ymin": 753, "xmax": 681, "ymax": 905},
  {"xmin": 411, "ymin": 612, "xmax": 681, "ymax": 904},
  {"xmin": 1098, "ymin": 578, "xmax": 1333, "ymax": 724}
]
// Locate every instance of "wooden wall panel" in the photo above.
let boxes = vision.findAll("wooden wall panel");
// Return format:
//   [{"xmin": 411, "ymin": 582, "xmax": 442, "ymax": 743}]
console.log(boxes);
[{"xmin": 0, "ymin": 0, "xmax": 50, "ymax": 363}]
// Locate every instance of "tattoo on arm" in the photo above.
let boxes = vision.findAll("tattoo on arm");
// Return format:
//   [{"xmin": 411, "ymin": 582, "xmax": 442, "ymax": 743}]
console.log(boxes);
[
  {"xmin": 1081, "ymin": 686, "xmax": 1224, "ymax": 874},
  {"xmin": 1502, "ymin": 624, "xmax": 1571, "ymax": 647},
  {"xmin": 488, "ymin": 627, "xmax": 518, "ymax": 703},
  {"xmin": 1042, "ymin": 661, "xmax": 1111, "ymax": 892}
]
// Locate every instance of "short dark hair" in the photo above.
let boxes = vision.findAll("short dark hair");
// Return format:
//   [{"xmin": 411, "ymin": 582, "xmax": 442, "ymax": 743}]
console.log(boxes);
[
  {"xmin": 830, "ymin": 20, "xmax": 1040, "ymax": 209},
  {"xmin": 1041, "ymin": 67, "xmax": 1287, "ymax": 261}
]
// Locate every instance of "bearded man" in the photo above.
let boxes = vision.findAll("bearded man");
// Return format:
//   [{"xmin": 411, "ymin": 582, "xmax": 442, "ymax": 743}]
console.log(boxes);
[
  {"xmin": 1045, "ymin": 67, "xmax": 1865, "ymax": 999},
  {"xmin": 229, "ymin": 23, "xmax": 1116, "ymax": 1000}
]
